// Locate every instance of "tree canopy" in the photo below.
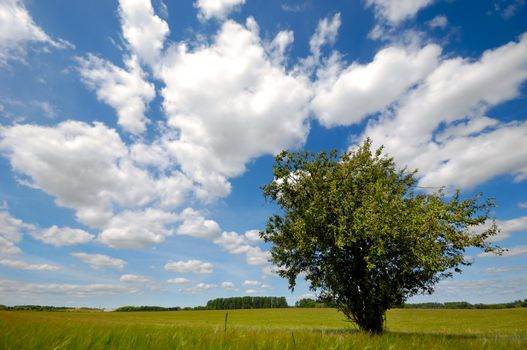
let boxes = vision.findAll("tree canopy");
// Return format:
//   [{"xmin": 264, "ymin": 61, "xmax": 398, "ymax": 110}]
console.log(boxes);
[{"xmin": 261, "ymin": 139, "xmax": 499, "ymax": 333}]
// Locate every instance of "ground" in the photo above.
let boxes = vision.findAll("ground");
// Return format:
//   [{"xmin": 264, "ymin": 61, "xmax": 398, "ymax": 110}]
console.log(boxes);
[{"xmin": 1, "ymin": 308, "xmax": 526, "ymax": 349}]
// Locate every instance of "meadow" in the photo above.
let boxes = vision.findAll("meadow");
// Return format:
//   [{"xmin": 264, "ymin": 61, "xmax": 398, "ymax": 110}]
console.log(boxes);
[{"xmin": 1, "ymin": 308, "xmax": 526, "ymax": 349}]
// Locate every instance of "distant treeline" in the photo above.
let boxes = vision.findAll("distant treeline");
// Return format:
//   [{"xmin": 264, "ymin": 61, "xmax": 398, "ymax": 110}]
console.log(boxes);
[
  {"xmin": 295, "ymin": 298, "xmax": 333, "ymax": 308},
  {"xmin": 206, "ymin": 296, "xmax": 288, "ymax": 310},
  {"xmin": 294, "ymin": 298, "xmax": 527, "ymax": 309},
  {"xmin": 4, "ymin": 298, "xmax": 526, "ymax": 312},
  {"xmin": 397, "ymin": 299, "xmax": 527, "ymax": 309},
  {"xmin": 0, "ymin": 305, "xmax": 98, "ymax": 312},
  {"xmin": 115, "ymin": 306, "xmax": 182, "ymax": 312}
]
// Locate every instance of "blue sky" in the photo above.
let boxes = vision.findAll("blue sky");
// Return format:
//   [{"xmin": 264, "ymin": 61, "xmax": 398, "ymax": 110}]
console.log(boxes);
[{"xmin": 0, "ymin": 0, "xmax": 526, "ymax": 308}]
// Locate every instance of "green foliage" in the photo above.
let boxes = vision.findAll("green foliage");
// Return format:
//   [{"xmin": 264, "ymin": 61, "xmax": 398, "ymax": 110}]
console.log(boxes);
[
  {"xmin": 1, "ymin": 305, "xmax": 71, "ymax": 311},
  {"xmin": 206, "ymin": 296, "xmax": 288, "ymax": 310},
  {"xmin": 262, "ymin": 139, "xmax": 500, "ymax": 333},
  {"xmin": 114, "ymin": 306, "xmax": 180, "ymax": 312},
  {"xmin": 399, "ymin": 300, "xmax": 527, "ymax": 309},
  {"xmin": 295, "ymin": 298, "xmax": 317, "ymax": 308}
]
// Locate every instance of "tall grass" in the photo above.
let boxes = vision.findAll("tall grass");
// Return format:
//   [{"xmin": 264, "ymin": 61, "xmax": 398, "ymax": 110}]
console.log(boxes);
[{"xmin": 1, "ymin": 308, "xmax": 525, "ymax": 349}]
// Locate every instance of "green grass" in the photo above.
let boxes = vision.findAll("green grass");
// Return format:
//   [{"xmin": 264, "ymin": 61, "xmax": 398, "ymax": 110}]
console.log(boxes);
[{"xmin": 1, "ymin": 308, "xmax": 526, "ymax": 349}]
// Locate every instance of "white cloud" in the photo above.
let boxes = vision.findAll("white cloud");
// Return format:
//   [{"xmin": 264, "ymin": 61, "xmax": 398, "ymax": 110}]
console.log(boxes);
[
  {"xmin": 221, "ymin": 281, "xmax": 236, "ymax": 290},
  {"xmin": 179, "ymin": 282, "xmax": 216, "ymax": 294},
  {"xmin": 267, "ymin": 30, "xmax": 294, "ymax": 66},
  {"xmin": 0, "ymin": 279, "xmax": 138, "ymax": 297},
  {"xmin": 71, "ymin": 252, "xmax": 126, "ymax": 271},
  {"xmin": 479, "ymin": 245, "xmax": 527, "ymax": 258},
  {"xmin": 158, "ymin": 18, "xmax": 312, "ymax": 199},
  {"xmin": 194, "ymin": 0, "xmax": 245, "ymax": 21},
  {"xmin": 78, "ymin": 54, "xmax": 155, "ymax": 134},
  {"xmin": 0, "ymin": 121, "xmax": 193, "ymax": 230},
  {"xmin": 244, "ymin": 229, "xmax": 263, "ymax": 243},
  {"xmin": 495, "ymin": 0, "xmax": 526, "ymax": 19},
  {"xmin": 365, "ymin": 0, "xmax": 434, "ymax": 24},
  {"xmin": 281, "ymin": 3, "xmax": 311, "ymax": 12},
  {"xmin": 261, "ymin": 265, "xmax": 278, "ymax": 276},
  {"xmin": 214, "ymin": 231, "xmax": 271, "ymax": 266},
  {"xmin": 0, "ymin": 259, "xmax": 60, "ymax": 271},
  {"xmin": 98, "ymin": 209, "xmax": 177, "ymax": 248},
  {"xmin": 176, "ymin": 208, "xmax": 221, "ymax": 239},
  {"xmin": 490, "ymin": 216, "xmax": 527, "ymax": 242},
  {"xmin": 164, "ymin": 259, "xmax": 213, "ymax": 274},
  {"xmin": 32, "ymin": 225, "xmax": 94, "ymax": 247},
  {"xmin": 120, "ymin": 274, "xmax": 150, "ymax": 283},
  {"xmin": 312, "ymin": 44, "xmax": 441, "ymax": 127},
  {"xmin": 482, "ymin": 267, "xmax": 518, "ymax": 273},
  {"xmin": 167, "ymin": 277, "xmax": 190, "ymax": 284},
  {"xmin": 309, "ymin": 13, "xmax": 341, "ymax": 63},
  {"xmin": 519, "ymin": 202, "xmax": 527, "ymax": 209},
  {"xmin": 214, "ymin": 231, "xmax": 251, "ymax": 254},
  {"xmin": 428, "ymin": 15, "xmax": 448, "ymax": 29},
  {"xmin": 0, "ymin": 209, "xmax": 33, "ymax": 254},
  {"xmin": 363, "ymin": 33, "xmax": 527, "ymax": 190},
  {"xmin": 245, "ymin": 289, "xmax": 257, "ymax": 294},
  {"xmin": 245, "ymin": 247, "xmax": 271, "ymax": 266},
  {"xmin": 0, "ymin": 236, "xmax": 20, "ymax": 255},
  {"xmin": 0, "ymin": 0, "xmax": 70, "ymax": 65},
  {"xmin": 242, "ymin": 280, "xmax": 260, "ymax": 286},
  {"xmin": 118, "ymin": 0, "xmax": 169, "ymax": 66},
  {"xmin": 0, "ymin": 121, "xmax": 127, "ymax": 227}
]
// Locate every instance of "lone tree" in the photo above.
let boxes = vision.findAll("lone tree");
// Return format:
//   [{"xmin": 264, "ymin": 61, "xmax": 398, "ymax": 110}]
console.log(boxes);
[{"xmin": 261, "ymin": 139, "xmax": 499, "ymax": 334}]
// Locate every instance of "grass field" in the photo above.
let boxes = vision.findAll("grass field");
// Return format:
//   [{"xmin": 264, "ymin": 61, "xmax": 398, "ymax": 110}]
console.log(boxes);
[{"xmin": 1, "ymin": 308, "xmax": 526, "ymax": 349}]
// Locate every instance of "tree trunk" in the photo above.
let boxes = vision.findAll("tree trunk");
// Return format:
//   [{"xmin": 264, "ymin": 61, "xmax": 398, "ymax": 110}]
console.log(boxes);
[{"xmin": 352, "ymin": 305, "xmax": 385, "ymax": 334}]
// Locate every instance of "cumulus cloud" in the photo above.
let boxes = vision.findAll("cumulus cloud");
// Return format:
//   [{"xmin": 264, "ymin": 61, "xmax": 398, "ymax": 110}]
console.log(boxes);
[
  {"xmin": 0, "ymin": 121, "xmax": 193, "ymax": 236},
  {"xmin": 309, "ymin": 13, "xmax": 341, "ymax": 63},
  {"xmin": 164, "ymin": 259, "xmax": 213, "ymax": 274},
  {"xmin": 221, "ymin": 281, "xmax": 236, "ymax": 290},
  {"xmin": 242, "ymin": 280, "xmax": 259, "ymax": 286},
  {"xmin": 428, "ymin": 15, "xmax": 448, "ymax": 29},
  {"xmin": 246, "ymin": 247, "xmax": 271, "ymax": 265},
  {"xmin": 176, "ymin": 208, "xmax": 221, "ymax": 239},
  {"xmin": 312, "ymin": 44, "xmax": 441, "ymax": 127},
  {"xmin": 31, "ymin": 226, "xmax": 94, "ymax": 247},
  {"xmin": 78, "ymin": 54, "xmax": 155, "ymax": 134},
  {"xmin": 71, "ymin": 252, "xmax": 126, "ymax": 271},
  {"xmin": 167, "ymin": 277, "xmax": 190, "ymax": 284},
  {"xmin": 261, "ymin": 265, "xmax": 278, "ymax": 276},
  {"xmin": 0, "ymin": 279, "xmax": 138, "ymax": 297},
  {"xmin": 214, "ymin": 231, "xmax": 251, "ymax": 254},
  {"xmin": 244, "ymin": 229, "xmax": 263, "ymax": 243},
  {"xmin": 0, "ymin": 0, "xmax": 71, "ymax": 65},
  {"xmin": 158, "ymin": 18, "xmax": 312, "ymax": 199},
  {"xmin": 0, "ymin": 121, "xmax": 129, "ymax": 227},
  {"xmin": 98, "ymin": 209, "xmax": 178, "ymax": 248},
  {"xmin": 0, "ymin": 236, "xmax": 20, "ymax": 255},
  {"xmin": 214, "ymin": 231, "xmax": 270, "ymax": 266},
  {"xmin": 362, "ymin": 33, "xmax": 527, "ymax": 190},
  {"xmin": 365, "ymin": 0, "xmax": 434, "ymax": 24},
  {"xmin": 0, "ymin": 259, "xmax": 60, "ymax": 271},
  {"xmin": 118, "ymin": 0, "xmax": 169, "ymax": 66},
  {"xmin": 120, "ymin": 274, "xmax": 151, "ymax": 283},
  {"xmin": 488, "ymin": 216, "xmax": 527, "ymax": 242},
  {"xmin": 179, "ymin": 282, "xmax": 216, "ymax": 294},
  {"xmin": 0, "ymin": 209, "xmax": 33, "ymax": 254},
  {"xmin": 194, "ymin": 0, "xmax": 245, "ymax": 21}
]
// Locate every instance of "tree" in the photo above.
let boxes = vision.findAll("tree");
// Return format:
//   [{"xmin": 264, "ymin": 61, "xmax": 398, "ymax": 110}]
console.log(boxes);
[{"xmin": 261, "ymin": 139, "xmax": 499, "ymax": 334}]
